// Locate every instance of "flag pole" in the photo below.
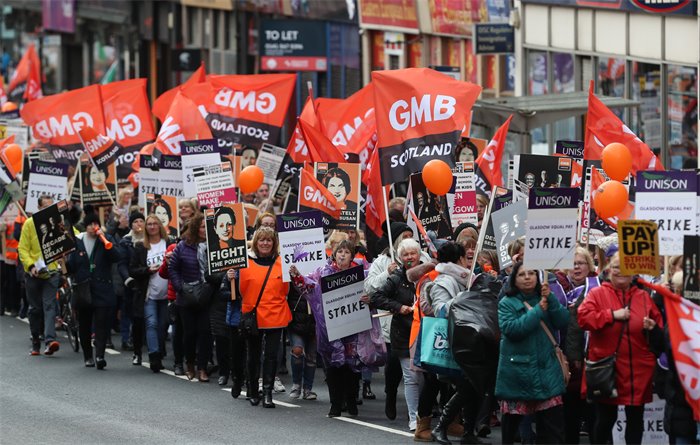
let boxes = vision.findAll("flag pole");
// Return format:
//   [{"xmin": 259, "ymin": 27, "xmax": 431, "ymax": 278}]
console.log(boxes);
[{"xmin": 382, "ymin": 185, "xmax": 394, "ymax": 262}]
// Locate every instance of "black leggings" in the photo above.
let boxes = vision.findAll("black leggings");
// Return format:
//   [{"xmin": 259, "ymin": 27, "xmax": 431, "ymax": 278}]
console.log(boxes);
[
  {"xmin": 501, "ymin": 405, "xmax": 565, "ymax": 444},
  {"xmin": 78, "ymin": 305, "xmax": 112, "ymax": 360},
  {"xmin": 180, "ymin": 306, "xmax": 212, "ymax": 370},
  {"xmin": 132, "ymin": 317, "xmax": 144, "ymax": 356},
  {"xmin": 418, "ymin": 372, "xmax": 441, "ymax": 418},
  {"xmin": 246, "ymin": 328, "xmax": 282, "ymax": 391},
  {"xmin": 594, "ymin": 403, "xmax": 644, "ymax": 445}
]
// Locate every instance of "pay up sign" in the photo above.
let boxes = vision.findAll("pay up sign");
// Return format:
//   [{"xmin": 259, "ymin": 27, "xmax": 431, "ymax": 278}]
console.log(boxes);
[
  {"xmin": 635, "ymin": 171, "xmax": 697, "ymax": 256},
  {"xmin": 320, "ymin": 265, "xmax": 371, "ymax": 342},
  {"xmin": 617, "ymin": 220, "xmax": 659, "ymax": 276},
  {"xmin": 525, "ymin": 188, "xmax": 579, "ymax": 270}
]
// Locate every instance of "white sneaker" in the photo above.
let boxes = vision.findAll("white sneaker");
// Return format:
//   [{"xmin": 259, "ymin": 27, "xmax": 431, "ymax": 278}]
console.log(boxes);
[
  {"xmin": 258, "ymin": 378, "xmax": 263, "ymax": 393},
  {"xmin": 273, "ymin": 376, "xmax": 286, "ymax": 393},
  {"xmin": 409, "ymin": 419, "xmax": 417, "ymax": 431},
  {"xmin": 289, "ymin": 384, "xmax": 301, "ymax": 399}
]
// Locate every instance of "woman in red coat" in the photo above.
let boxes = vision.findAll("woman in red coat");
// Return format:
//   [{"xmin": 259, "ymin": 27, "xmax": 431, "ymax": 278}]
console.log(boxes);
[{"xmin": 577, "ymin": 252, "xmax": 664, "ymax": 445}]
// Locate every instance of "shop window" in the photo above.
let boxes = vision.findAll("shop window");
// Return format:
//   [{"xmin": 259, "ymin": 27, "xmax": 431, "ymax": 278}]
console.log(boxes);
[
  {"xmin": 527, "ymin": 51, "xmax": 548, "ymax": 153},
  {"xmin": 667, "ymin": 65, "xmax": 698, "ymax": 169},
  {"xmin": 388, "ymin": 55, "xmax": 400, "ymax": 70},
  {"xmin": 552, "ymin": 53, "xmax": 575, "ymax": 144},
  {"xmin": 598, "ymin": 57, "xmax": 626, "ymax": 120},
  {"xmin": 632, "ymin": 62, "xmax": 661, "ymax": 155}
]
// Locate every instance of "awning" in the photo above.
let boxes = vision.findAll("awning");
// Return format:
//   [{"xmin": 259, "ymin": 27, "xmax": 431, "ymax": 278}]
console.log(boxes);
[{"xmin": 472, "ymin": 92, "xmax": 641, "ymax": 133}]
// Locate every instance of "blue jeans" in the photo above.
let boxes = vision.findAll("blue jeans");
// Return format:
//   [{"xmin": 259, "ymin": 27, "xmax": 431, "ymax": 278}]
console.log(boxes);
[
  {"xmin": 144, "ymin": 298, "xmax": 168, "ymax": 355},
  {"xmin": 289, "ymin": 331, "xmax": 317, "ymax": 390},
  {"xmin": 26, "ymin": 274, "xmax": 60, "ymax": 343}
]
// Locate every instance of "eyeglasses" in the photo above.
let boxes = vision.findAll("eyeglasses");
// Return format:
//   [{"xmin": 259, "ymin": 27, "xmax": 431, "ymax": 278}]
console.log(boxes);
[{"xmin": 573, "ymin": 261, "xmax": 588, "ymax": 267}]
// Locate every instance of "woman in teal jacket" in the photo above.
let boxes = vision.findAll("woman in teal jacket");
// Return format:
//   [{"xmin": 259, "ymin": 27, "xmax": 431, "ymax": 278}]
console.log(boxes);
[{"xmin": 495, "ymin": 262, "xmax": 569, "ymax": 444}]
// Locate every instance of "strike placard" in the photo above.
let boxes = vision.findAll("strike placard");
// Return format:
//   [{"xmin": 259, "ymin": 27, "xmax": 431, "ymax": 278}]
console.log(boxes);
[
  {"xmin": 256, "ymin": 143, "xmax": 286, "ymax": 188},
  {"xmin": 145, "ymin": 194, "xmax": 180, "ymax": 240},
  {"xmin": 636, "ymin": 171, "xmax": 697, "ymax": 256},
  {"xmin": 33, "ymin": 200, "xmax": 76, "ymax": 264},
  {"xmin": 525, "ymin": 188, "xmax": 579, "ymax": 270},
  {"xmin": 194, "ymin": 161, "xmax": 236, "ymax": 209},
  {"xmin": 277, "ymin": 211, "xmax": 327, "ymax": 282},
  {"xmin": 449, "ymin": 162, "xmax": 478, "ymax": 228},
  {"xmin": 617, "ymin": 220, "xmax": 659, "ymax": 276},
  {"xmin": 158, "ymin": 155, "xmax": 185, "ymax": 198},
  {"xmin": 181, "ymin": 139, "xmax": 221, "ymax": 198},
  {"xmin": 320, "ymin": 265, "xmax": 371, "ymax": 341},
  {"xmin": 137, "ymin": 154, "xmax": 159, "ymax": 210},
  {"xmin": 204, "ymin": 203, "xmax": 248, "ymax": 273},
  {"xmin": 26, "ymin": 161, "xmax": 69, "ymax": 213}
]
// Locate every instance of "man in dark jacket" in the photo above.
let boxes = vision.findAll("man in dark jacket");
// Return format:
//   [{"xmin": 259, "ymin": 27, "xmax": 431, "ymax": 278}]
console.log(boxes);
[{"xmin": 67, "ymin": 213, "xmax": 122, "ymax": 369}]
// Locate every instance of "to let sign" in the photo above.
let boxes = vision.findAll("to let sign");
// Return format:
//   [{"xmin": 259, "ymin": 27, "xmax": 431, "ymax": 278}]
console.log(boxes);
[
  {"xmin": 260, "ymin": 19, "xmax": 327, "ymax": 72},
  {"xmin": 474, "ymin": 23, "xmax": 515, "ymax": 54}
]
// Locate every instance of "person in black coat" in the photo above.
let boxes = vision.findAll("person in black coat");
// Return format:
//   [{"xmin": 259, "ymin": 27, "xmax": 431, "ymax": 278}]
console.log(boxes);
[
  {"xmin": 118, "ymin": 211, "xmax": 146, "ymax": 363},
  {"xmin": 67, "ymin": 213, "xmax": 122, "ymax": 369}
]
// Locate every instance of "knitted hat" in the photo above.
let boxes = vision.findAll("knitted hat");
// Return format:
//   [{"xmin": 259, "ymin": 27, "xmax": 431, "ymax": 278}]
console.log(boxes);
[
  {"xmin": 390, "ymin": 221, "xmax": 412, "ymax": 244},
  {"xmin": 129, "ymin": 211, "xmax": 145, "ymax": 227},
  {"xmin": 83, "ymin": 213, "xmax": 100, "ymax": 228},
  {"xmin": 453, "ymin": 222, "xmax": 478, "ymax": 239}
]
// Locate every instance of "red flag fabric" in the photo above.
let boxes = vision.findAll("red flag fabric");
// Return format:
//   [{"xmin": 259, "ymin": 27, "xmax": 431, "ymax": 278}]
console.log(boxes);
[
  {"xmin": 474, "ymin": 115, "xmax": 512, "ymax": 196},
  {"xmin": 7, "ymin": 44, "xmax": 42, "ymax": 102},
  {"xmin": 155, "ymin": 92, "xmax": 213, "ymax": 155},
  {"xmin": 20, "ymin": 85, "xmax": 105, "ymax": 164},
  {"xmin": 373, "ymin": 68, "xmax": 482, "ymax": 185},
  {"xmin": 362, "ymin": 148, "xmax": 388, "ymax": 236},
  {"xmin": 78, "ymin": 126, "xmax": 121, "ymax": 173},
  {"xmin": 584, "ymin": 82, "xmax": 664, "ymax": 173},
  {"xmin": 637, "ymin": 278, "xmax": 700, "ymax": 421},
  {"xmin": 298, "ymin": 166, "xmax": 342, "ymax": 221},
  {"xmin": 298, "ymin": 118, "xmax": 346, "ymax": 164},
  {"xmin": 323, "ymin": 84, "xmax": 377, "ymax": 166},
  {"xmin": 152, "ymin": 64, "xmax": 206, "ymax": 122}
]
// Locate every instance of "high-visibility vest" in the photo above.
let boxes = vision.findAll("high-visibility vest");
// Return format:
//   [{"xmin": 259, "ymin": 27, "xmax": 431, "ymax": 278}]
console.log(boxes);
[{"xmin": 4, "ymin": 224, "xmax": 18, "ymax": 264}]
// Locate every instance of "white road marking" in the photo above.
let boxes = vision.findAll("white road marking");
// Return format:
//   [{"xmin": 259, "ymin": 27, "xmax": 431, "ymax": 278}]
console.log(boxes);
[
  {"xmin": 333, "ymin": 417, "xmax": 414, "ymax": 438},
  {"xmin": 223, "ymin": 389, "xmax": 300, "ymax": 408},
  {"xmin": 141, "ymin": 362, "xmax": 195, "ymax": 381},
  {"xmin": 105, "ymin": 348, "xmax": 120, "ymax": 355}
]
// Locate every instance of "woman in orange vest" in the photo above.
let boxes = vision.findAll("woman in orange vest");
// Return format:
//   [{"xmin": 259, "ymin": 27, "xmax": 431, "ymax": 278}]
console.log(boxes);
[{"xmin": 236, "ymin": 226, "xmax": 290, "ymax": 408}]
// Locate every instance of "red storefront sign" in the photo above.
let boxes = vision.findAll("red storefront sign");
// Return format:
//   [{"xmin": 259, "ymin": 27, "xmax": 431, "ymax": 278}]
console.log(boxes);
[{"xmin": 359, "ymin": 0, "xmax": 419, "ymax": 30}]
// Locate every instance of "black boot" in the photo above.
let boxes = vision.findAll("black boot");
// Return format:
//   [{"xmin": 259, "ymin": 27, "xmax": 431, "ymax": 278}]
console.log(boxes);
[
  {"xmin": 385, "ymin": 391, "xmax": 397, "ymax": 420},
  {"xmin": 262, "ymin": 388, "xmax": 275, "ymax": 408},
  {"xmin": 248, "ymin": 382, "xmax": 261, "ymax": 406},
  {"xmin": 344, "ymin": 368, "xmax": 359, "ymax": 416},
  {"xmin": 326, "ymin": 367, "xmax": 342, "ymax": 417},
  {"xmin": 148, "ymin": 352, "xmax": 163, "ymax": 373},
  {"xmin": 432, "ymin": 394, "xmax": 464, "ymax": 445},
  {"xmin": 231, "ymin": 376, "xmax": 243, "ymax": 399},
  {"xmin": 363, "ymin": 381, "xmax": 376, "ymax": 400}
]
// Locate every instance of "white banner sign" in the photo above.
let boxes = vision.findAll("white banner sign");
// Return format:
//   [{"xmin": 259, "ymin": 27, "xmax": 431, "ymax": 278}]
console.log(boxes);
[
  {"xmin": 277, "ymin": 211, "xmax": 327, "ymax": 283},
  {"xmin": 26, "ymin": 161, "xmax": 69, "ymax": 213},
  {"xmin": 320, "ymin": 265, "xmax": 371, "ymax": 341},
  {"xmin": 525, "ymin": 188, "xmax": 579, "ymax": 270},
  {"xmin": 256, "ymin": 143, "xmax": 286, "ymax": 188}
]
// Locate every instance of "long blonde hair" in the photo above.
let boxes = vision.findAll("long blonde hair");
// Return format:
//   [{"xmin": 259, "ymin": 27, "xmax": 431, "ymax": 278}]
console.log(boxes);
[{"xmin": 142, "ymin": 215, "xmax": 167, "ymax": 250}]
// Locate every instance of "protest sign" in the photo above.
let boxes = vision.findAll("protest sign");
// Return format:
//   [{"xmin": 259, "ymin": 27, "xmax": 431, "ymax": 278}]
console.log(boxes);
[
  {"xmin": 26, "ymin": 161, "xmax": 69, "ymax": 213},
  {"xmin": 145, "ymin": 194, "xmax": 179, "ymax": 239},
  {"xmin": 525, "ymin": 188, "xmax": 579, "ymax": 270},
  {"xmin": 157, "ymin": 155, "xmax": 184, "ymax": 198},
  {"xmin": 79, "ymin": 160, "xmax": 117, "ymax": 207},
  {"xmin": 612, "ymin": 396, "xmax": 667, "ymax": 445},
  {"xmin": 138, "ymin": 154, "xmax": 159, "ymax": 210},
  {"xmin": 256, "ymin": 143, "xmax": 286, "ymax": 188},
  {"xmin": 683, "ymin": 235, "xmax": 699, "ymax": 302},
  {"xmin": 194, "ymin": 161, "xmax": 236, "ymax": 209},
  {"xmin": 449, "ymin": 162, "xmax": 478, "ymax": 228},
  {"xmin": 636, "ymin": 171, "xmax": 697, "ymax": 256},
  {"xmin": 555, "ymin": 140, "xmax": 584, "ymax": 187},
  {"xmin": 617, "ymin": 220, "xmax": 659, "ymax": 276},
  {"xmin": 491, "ymin": 199, "xmax": 527, "ymax": 270},
  {"xmin": 33, "ymin": 200, "xmax": 76, "ymax": 264},
  {"xmin": 0, "ymin": 121, "xmax": 30, "ymax": 148},
  {"xmin": 204, "ymin": 203, "xmax": 248, "ymax": 273},
  {"xmin": 21, "ymin": 150, "xmax": 55, "ymax": 194},
  {"xmin": 277, "ymin": 211, "xmax": 327, "ymax": 282},
  {"xmin": 181, "ymin": 139, "xmax": 221, "ymax": 198},
  {"xmin": 514, "ymin": 154, "xmax": 573, "ymax": 189},
  {"xmin": 320, "ymin": 265, "xmax": 371, "ymax": 341},
  {"xmin": 315, "ymin": 162, "xmax": 361, "ymax": 231},
  {"xmin": 408, "ymin": 173, "xmax": 452, "ymax": 239},
  {"xmin": 0, "ymin": 201, "xmax": 18, "ymax": 226}
]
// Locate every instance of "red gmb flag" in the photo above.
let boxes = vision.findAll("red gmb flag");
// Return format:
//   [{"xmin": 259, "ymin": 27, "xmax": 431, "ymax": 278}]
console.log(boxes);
[
  {"xmin": 362, "ymin": 148, "xmax": 388, "ymax": 236},
  {"xmin": 155, "ymin": 92, "xmax": 213, "ymax": 155},
  {"xmin": 373, "ymin": 68, "xmax": 482, "ymax": 185},
  {"xmin": 20, "ymin": 85, "xmax": 105, "ymax": 164},
  {"xmin": 152, "ymin": 63, "xmax": 206, "ymax": 123},
  {"xmin": 78, "ymin": 125, "xmax": 121, "ymax": 173},
  {"xmin": 474, "ymin": 114, "xmax": 512, "ymax": 196},
  {"xmin": 285, "ymin": 95, "xmax": 340, "ymax": 164},
  {"xmin": 7, "ymin": 44, "xmax": 42, "ymax": 103},
  {"xmin": 298, "ymin": 118, "xmax": 346, "ymax": 164},
  {"xmin": 584, "ymin": 81, "xmax": 664, "ymax": 174},
  {"xmin": 298, "ymin": 165, "xmax": 341, "ymax": 221}
]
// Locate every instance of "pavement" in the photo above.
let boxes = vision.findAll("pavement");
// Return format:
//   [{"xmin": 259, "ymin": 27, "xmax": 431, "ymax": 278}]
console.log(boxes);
[{"xmin": 0, "ymin": 314, "xmax": 506, "ymax": 444}]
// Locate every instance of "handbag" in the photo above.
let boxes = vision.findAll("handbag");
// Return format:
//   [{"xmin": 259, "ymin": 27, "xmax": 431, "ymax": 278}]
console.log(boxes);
[
  {"xmin": 181, "ymin": 281, "xmax": 213, "ymax": 308},
  {"xmin": 523, "ymin": 301, "xmax": 571, "ymax": 387},
  {"xmin": 585, "ymin": 317, "xmax": 627, "ymax": 401},
  {"xmin": 417, "ymin": 316, "xmax": 462, "ymax": 376},
  {"xmin": 239, "ymin": 260, "xmax": 275, "ymax": 337},
  {"xmin": 71, "ymin": 279, "xmax": 92, "ymax": 308}
]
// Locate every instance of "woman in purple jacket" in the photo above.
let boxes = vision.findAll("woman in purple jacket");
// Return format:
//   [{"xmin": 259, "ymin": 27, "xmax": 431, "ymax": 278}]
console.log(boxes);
[{"xmin": 290, "ymin": 240, "xmax": 385, "ymax": 418}]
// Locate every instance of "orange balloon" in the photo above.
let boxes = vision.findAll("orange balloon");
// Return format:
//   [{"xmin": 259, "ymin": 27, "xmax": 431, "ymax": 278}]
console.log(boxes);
[
  {"xmin": 2, "ymin": 143, "xmax": 23, "ymax": 173},
  {"xmin": 601, "ymin": 142, "xmax": 632, "ymax": 181},
  {"xmin": 1, "ymin": 102, "xmax": 18, "ymax": 112},
  {"xmin": 422, "ymin": 160, "xmax": 453, "ymax": 196},
  {"xmin": 239, "ymin": 165, "xmax": 264, "ymax": 194},
  {"xmin": 593, "ymin": 180, "xmax": 628, "ymax": 219}
]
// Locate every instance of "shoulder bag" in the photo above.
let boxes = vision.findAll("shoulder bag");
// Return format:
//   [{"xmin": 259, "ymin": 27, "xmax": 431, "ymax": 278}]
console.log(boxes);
[
  {"xmin": 585, "ymin": 316, "xmax": 626, "ymax": 401},
  {"xmin": 239, "ymin": 260, "xmax": 275, "ymax": 337},
  {"xmin": 523, "ymin": 301, "xmax": 570, "ymax": 387}
]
